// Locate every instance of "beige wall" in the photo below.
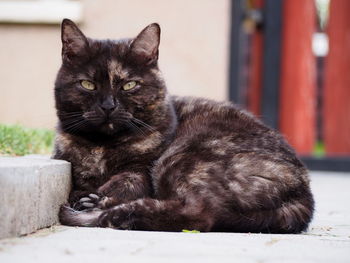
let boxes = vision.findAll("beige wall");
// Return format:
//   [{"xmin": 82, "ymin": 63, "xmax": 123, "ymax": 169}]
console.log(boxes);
[{"xmin": 0, "ymin": 0, "xmax": 230, "ymax": 129}]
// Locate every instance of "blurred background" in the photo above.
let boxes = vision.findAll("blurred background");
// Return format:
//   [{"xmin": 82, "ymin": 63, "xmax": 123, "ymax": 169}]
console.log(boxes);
[
  {"xmin": 0, "ymin": 0, "xmax": 230, "ymax": 129},
  {"xmin": 0, "ymin": 0, "xmax": 349, "ymax": 171}
]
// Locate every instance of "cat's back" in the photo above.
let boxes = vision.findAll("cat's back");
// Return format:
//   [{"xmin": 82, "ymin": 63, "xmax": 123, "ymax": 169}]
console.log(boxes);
[
  {"xmin": 172, "ymin": 95, "xmax": 274, "ymax": 142},
  {"xmin": 169, "ymin": 95, "xmax": 301, "ymax": 164},
  {"xmin": 171, "ymin": 95, "xmax": 265, "ymax": 133}
]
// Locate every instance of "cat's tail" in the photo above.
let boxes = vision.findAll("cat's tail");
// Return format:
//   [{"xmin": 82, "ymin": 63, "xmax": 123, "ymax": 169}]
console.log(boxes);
[
  {"xmin": 59, "ymin": 205, "xmax": 103, "ymax": 227},
  {"xmin": 59, "ymin": 198, "xmax": 214, "ymax": 231}
]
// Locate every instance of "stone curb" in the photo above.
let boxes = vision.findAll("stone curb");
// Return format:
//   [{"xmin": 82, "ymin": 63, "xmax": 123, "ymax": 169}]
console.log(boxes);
[{"xmin": 0, "ymin": 155, "xmax": 71, "ymax": 239}]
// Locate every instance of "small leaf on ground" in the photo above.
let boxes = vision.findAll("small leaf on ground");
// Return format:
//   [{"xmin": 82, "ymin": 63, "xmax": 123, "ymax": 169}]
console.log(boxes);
[{"xmin": 182, "ymin": 229, "xmax": 200, "ymax": 233}]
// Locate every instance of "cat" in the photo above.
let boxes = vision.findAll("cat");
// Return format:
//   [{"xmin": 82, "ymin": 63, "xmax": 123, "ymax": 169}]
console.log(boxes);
[{"xmin": 55, "ymin": 19, "xmax": 314, "ymax": 233}]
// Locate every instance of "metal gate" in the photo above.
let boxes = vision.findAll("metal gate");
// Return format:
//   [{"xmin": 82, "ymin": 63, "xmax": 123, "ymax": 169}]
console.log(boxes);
[{"xmin": 229, "ymin": 0, "xmax": 350, "ymax": 171}]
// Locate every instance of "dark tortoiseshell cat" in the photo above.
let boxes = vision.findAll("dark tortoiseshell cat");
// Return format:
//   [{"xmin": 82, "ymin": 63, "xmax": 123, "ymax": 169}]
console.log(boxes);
[{"xmin": 55, "ymin": 19, "xmax": 314, "ymax": 233}]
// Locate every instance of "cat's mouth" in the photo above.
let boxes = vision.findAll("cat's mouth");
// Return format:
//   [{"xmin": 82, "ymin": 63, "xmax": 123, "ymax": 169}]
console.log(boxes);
[
  {"xmin": 82, "ymin": 110, "xmax": 135, "ymax": 134},
  {"xmin": 60, "ymin": 109, "xmax": 153, "ymax": 136}
]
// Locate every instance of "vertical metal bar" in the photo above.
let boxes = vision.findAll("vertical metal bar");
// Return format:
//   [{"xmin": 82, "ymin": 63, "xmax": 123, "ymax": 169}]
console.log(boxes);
[
  {"xmin": 260, "ymin": 0, "xmax": 283, "ymax": 129},
  {"xmin": 229, "ymin": 0, "xmax": 245, "ymax": 105}
]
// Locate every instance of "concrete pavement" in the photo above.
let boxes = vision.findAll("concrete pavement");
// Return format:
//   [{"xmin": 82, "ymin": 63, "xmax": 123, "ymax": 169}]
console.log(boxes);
[{"xmin": 0, "ymin": 171, "xmax": 349, "ymax": 263}]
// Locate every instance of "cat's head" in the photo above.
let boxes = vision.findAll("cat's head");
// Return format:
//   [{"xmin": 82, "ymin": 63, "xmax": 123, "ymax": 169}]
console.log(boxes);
[{"xmin": 55, "ymin": 19, "xmax": 169, "ymax": 137}]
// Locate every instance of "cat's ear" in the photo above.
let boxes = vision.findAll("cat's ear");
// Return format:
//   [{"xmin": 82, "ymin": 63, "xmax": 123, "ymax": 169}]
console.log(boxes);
[
  {"xmin": 61, "ymin": 19, "xmax": 89, "ymax": 63},
  {"xmin": 129, "ymin": 23, "xmax": 160, "ymax": 65}
]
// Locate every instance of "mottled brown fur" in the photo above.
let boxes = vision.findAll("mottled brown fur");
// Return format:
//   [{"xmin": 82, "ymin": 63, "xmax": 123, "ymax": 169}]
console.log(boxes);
[{"xmin": 55, "ymin": 19, "xmax": 314, "ymax": 233}]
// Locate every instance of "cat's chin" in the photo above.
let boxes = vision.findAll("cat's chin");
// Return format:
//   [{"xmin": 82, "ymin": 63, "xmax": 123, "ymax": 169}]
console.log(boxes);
[{"xmin": 96, "ymin": 122, "xmax": 122, "ymax": 135}]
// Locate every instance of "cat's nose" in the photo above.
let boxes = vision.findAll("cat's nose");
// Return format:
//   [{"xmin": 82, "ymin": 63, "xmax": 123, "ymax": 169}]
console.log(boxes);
[
  {"xmin": 100, "ymin": 96, "xmax": 117, "ymax": 115},
  {"xmin": 100, "ymin": 104, "xmax": 116, "ymax": 115}
]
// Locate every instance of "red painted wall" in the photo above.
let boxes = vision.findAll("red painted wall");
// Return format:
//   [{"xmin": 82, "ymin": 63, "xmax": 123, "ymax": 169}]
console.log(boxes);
[
  {"xmin": 247, "ymin": 0, "xmax": 263, "ymax": 116},
  {"xmin": 279, "ymin": 0, "xmax": 317, "ymax": 154},
  {"xmin": 323, "ymin": 0, "xmax": 350, "ymax": 155}
]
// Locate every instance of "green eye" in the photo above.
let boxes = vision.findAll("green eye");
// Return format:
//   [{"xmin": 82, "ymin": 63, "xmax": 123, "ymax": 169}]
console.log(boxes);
[
  {"xmin": 122, "ymin": 81, "xmax": 137, "ymax": 91},
  {"xmin": 81, "ymin": 80, "xmax": 95, "ymax": 90}
]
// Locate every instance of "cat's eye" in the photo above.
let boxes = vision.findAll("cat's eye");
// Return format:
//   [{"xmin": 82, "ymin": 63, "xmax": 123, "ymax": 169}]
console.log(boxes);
[
  {"xmin": 122, "ymin": 81, "xmax": 137, "ymax": 91},
  {"xmin": 80, "ymin": 80, "xmax": 95, "ymax": 91}
]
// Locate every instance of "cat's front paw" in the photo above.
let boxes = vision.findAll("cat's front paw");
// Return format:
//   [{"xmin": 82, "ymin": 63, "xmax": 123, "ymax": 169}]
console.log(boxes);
[
  {"xmin": 73, "ymin": 193, "xmax": 102, "ymax": 210},
  {"xmin": 98, "ymin": 205, "xmax": 136, "ymax": 230}
]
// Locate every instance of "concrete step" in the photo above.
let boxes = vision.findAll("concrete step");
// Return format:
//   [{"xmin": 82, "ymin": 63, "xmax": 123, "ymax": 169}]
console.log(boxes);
[{"xmin": 0, "ymin": 155, "xmax": 71, "ymax": 239}]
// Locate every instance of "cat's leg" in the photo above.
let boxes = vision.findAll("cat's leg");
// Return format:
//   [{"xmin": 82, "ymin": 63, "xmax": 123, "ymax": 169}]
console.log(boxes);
[
  {"xmin": 76, "ymin": 172, "xmax": 151, "ymax": 210},
  {"xmin": 59, "ymin": 198, "xmax": 215, "ymax": 231}
]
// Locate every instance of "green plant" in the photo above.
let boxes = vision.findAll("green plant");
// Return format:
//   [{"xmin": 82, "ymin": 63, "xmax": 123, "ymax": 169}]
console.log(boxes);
[
  {"xmin": 0, "ymin": 124, "xmax": 54, "ymax": 156},
  {"xmin": 313, "ymin": 141, "xmax": 326, "ymax": 158}
]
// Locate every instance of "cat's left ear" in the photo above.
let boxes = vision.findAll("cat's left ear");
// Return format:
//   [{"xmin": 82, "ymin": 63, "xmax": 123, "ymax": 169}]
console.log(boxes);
[{"xmin": 129, "ymin": 23, "xmax": 160, "ymax": 65}]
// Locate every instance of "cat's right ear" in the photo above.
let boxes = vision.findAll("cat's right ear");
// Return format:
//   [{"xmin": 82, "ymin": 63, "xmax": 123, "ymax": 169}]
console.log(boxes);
[{"xmin": 61, "ymin": 19, "xmax": 89, "ymax": 63}]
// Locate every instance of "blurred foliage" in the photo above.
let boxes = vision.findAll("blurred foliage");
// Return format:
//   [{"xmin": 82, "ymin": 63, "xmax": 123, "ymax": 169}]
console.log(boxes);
[
  {"xmin": 0, "ymin": 124, "xmax": 54, "ymax": 156},
  {"xmin": 313, "ymin": 141, "xmax": 326, "ymax": 158},
  {"xmin": 315, "ymin": 0, "xmax": 330, "ymax": 30}
]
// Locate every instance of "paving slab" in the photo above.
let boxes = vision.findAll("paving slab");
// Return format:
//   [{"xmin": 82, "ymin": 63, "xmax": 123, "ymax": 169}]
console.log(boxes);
[
  {"xmin": 0, "ymin": 171, "xmax": 349, "ymax": 263},
  {"xmin": 0, "ymin": 155, "xmax": 71, "ymax": 239}
]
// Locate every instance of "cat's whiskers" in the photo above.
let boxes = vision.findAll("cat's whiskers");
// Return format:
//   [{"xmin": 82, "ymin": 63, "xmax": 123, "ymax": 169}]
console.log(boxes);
[
  {"xmin": 58, "ymin": 111, "xmax": 84, "ymax": 117},
  {"xmin": 63, "ymin": 119, "xmax": 85, "ymax": 131},
  {"xmin": 85, "ymin": 116, "xmax": 103, "ymax": 122},
  {"xmin": 131, "ymin": 117, "xmax": 160, "ymax": 136},
  {"xmin": 84, "ymin": 115, "xmax": 147, "ymax": 135},
  {"xmin": 126, "ymin": 120, "xmax": 147, "ymax": 136},
  {"xmin": 59, "ymin": 110, "xmax": 83, "ymax": 114},
  {"xmin": 131, "ymin": 118, "xmax": 155, "ymax": 130},
  {"xmin": 62, "ymin": 117, "xmax": 86, "ymax": 126},
  {"xmin": 59, "ymin": 114, "xmax": 85, "ymax": 124},
  {"xmin": 62, "ymin": 119, "xmax": 81, "ymax": 127},
  {"xmin": 63, "ymin": 118, "xmax": 88, "ymax": 134},
  {"xmin": 68, "ymin": 120, "xmax": 89, "ymax": 135}
]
